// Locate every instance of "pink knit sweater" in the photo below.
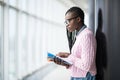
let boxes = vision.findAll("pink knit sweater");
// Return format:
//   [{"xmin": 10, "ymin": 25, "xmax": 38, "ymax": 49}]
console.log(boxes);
[{"xmin": 67, "ymin": 28, "xmax": 97, "ymax": 77}]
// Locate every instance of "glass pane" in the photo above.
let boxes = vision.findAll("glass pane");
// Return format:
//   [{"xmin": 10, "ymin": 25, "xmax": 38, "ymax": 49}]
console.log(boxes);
[
  {"xmin": 42, "ymin": 0, "xmax": 49, "ymax": 20},
  {"xmin": 0, "ymin": 5, "xmax": 4, "ymax": 80},
  {"xmin": 27, "ymin": 17, "xmax": 36, "ymax": 72},
  {"xmin": 0, "ymin": 5, "xmax": 2, "ymax": 80},
  {"xmin": 35, "ymin": 20, "xmax": 42, "ymax": 68},
  {"xmin": 18, "ymin": 0, "xmax": 27, "ymax": 11},
  {"xmin": 9, "ymin": 0, "xmax": 17, "ymax": 7},
  {"xmin": 0, "ymin": 6, "xmax": 1, "ymax": 45},
  {"xmin": 0, "ymin": 5, "xmax": 2, "ymax": 40},
  {"xmin": 36, "ymin": 0, "xmax": 41, "ymax": 17},
  {"xmin": 4, "ymin": 0, "xmax": 9, "ymax": 3},
  {"xmin": 17, "ymin": 13, "xmax": 28, "ymax": 78},
  {"xmin": 28, "ymin": 0, "xmax": 35, "ymax": 14},
  {"xmin": 21, "ymin": 14, "xmax": 28, "ymax": 76},
  {"xmin": 8, "ymin": 8, "xmax": 17, "ymax": 80}
]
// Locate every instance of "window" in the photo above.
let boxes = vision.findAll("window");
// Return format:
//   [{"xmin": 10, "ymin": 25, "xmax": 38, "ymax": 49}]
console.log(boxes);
[
  {"xmin": 0, "ymin": 5, "xmax": 3, "ymax": 80},
  {"xmin": 28, "ymin": 0, "xmax": 35, "ymax": 15},
  {"xmin": 17, "ymin": 13, "xmax": 28, "ymax": 78},
  {"xmin": 18, "ymin": 0, "xmax": 27, "ymax": 11},
  {"xmin": 9, "ymin": 0, "xmax": 17, "ymax": 7},
  {"xmin": 35, "ymin": 20, "xmax": 42, "ymax": 68},
  {"xmin": 27, "ymin": 16, "xmax": 36, "ymax": 72},
  {"xmin": 8, "ymin": 8, "xmax": 17, "ymax": 80},
  {"xmin": 1, "ymin": 0, "xmax": 70, "ymax": 80}
]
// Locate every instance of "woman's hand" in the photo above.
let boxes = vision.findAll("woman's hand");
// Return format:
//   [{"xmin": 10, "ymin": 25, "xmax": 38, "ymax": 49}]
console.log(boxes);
[{"xmin": 56, "ymin": 52, "xmax": 70, "ymax": 58}]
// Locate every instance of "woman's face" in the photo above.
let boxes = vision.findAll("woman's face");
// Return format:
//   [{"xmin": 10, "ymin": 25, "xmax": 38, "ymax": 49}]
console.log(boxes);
[{"xmin": 65, "ymin": 12, "xmax": 79, "ymax": 32}]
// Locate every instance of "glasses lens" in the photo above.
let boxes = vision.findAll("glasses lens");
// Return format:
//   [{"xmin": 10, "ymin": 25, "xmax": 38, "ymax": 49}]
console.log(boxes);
[
  {"xmin": 64, "ymin": 16, "xmax": 78, "ymax": 25},
  {"xmin": 64, "ymin": 20, "xmax": 69, "ymax": 25}
]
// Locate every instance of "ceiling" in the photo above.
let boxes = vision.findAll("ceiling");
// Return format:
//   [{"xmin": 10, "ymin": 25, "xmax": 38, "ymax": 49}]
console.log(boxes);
[
  {"xmin": 60, "ymin": 0, "xmax": 88, "ymax": 13},
  {"xmin": 71, "ymin": 0, "xmax": 88, "ymax": 12}
]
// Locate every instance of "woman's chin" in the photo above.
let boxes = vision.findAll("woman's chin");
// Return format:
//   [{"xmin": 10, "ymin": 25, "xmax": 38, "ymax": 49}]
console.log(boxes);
[
  {"xmin": 68, "ymin": 30, "xmax": 74, "ymax": 32},
  {"xmin": 68, "ymin": 30, "xmax": 72, "ymax": 32},
  {"xmin": 67, "ymin": 29, "xmax": 72, "ymax": 32}
]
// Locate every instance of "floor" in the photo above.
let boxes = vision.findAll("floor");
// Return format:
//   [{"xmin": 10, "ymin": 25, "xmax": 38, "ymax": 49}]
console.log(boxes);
[{"xmin": 42, "ymin": 66, "xmax": 70, "ymax": 80}]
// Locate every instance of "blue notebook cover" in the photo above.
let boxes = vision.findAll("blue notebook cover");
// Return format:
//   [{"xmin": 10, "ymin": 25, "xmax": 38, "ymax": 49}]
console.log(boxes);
[{"xmin": 47, "ymin": 52, "xmax": 72, "ymax": 65}]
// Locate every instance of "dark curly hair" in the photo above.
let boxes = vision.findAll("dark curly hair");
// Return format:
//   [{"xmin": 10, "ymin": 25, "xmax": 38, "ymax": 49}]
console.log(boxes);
[{"xmin": 65, "ymin": 6, "xmax": 84, "ymax": 24}]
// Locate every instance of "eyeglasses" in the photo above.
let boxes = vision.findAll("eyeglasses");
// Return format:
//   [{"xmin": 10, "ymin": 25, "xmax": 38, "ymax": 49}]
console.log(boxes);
[{"xmin": 64, "ymin": 16, "xmax": 78, "ymax": 26}]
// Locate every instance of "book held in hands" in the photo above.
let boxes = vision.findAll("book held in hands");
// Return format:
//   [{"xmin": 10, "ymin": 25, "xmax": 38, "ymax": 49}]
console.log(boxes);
[{"xmin": 47, "ymin": 52, "xmax": 72, "ymax": 66}]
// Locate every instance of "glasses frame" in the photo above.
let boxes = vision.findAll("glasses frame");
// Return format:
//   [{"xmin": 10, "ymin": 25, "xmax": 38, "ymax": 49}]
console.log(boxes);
[{"xmin": 64, "ymin": 16, "xmax": 78, "ymax": 25}]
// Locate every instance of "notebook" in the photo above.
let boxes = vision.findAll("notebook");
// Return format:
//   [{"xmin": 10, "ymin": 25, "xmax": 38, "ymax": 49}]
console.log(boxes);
[{"xmin": 47, "ymin": 52, "xmax": 72, "ymax": 66}]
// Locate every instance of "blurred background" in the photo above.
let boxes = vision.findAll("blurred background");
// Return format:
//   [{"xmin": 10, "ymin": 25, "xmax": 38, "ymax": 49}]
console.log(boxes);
[{"xmin": 0, "ymin": 0, "xmax": 120, "ymax": 80}]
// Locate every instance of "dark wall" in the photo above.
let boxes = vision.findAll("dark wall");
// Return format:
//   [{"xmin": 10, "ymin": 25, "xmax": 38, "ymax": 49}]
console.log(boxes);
[
  {"xmin": 95, "ymin": 0, "xmax": 120, "ymax": 80},
  {"xmin": 107, "ymin": 0, "xmax": 120, "ymax": 80}
]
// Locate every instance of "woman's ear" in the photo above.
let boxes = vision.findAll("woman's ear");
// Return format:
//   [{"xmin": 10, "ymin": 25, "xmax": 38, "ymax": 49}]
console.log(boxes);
[{"xmin": 77, "ymin": 17, "xmax": 81, "ymax": 22}]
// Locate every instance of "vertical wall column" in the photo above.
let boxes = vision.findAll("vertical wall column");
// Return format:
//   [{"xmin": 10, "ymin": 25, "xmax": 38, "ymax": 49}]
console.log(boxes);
[{"xmin": 88, "ymin": 0, "xmax": 95, "ymax": 33}]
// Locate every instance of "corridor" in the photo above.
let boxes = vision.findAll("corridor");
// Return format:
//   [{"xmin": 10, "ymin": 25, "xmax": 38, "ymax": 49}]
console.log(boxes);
[
  {"xmin": 23, "ymin": 66, "xmax": 70, "ymax": 80},
  {"xmin": 1, "ymin": 0, "xmax": 120, "ymax": 80},
  {"xmin": 43, "ymin": 66, "xmax": 70, "ymax": 80}
]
